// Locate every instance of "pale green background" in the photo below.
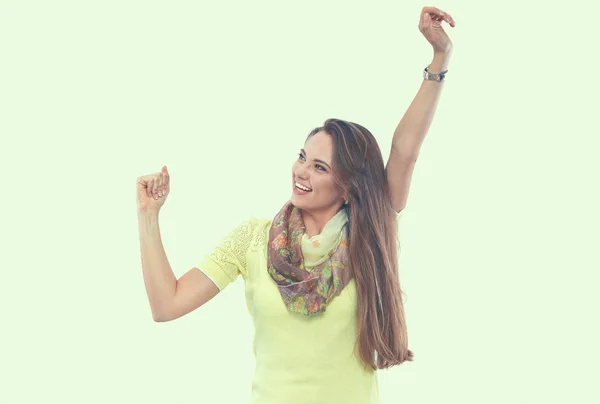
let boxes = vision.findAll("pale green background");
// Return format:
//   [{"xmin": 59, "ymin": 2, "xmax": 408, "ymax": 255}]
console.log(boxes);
[{"xmin": 2, "ymin": 0, "xmax": 599, "ymax": 403}]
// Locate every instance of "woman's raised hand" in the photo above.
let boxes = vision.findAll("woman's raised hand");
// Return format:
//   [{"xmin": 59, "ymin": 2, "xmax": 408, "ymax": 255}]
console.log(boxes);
[
  {"xmin": 136, "ymin": 165, "xmax": 170, "ymax": 214},
  {"xmin": 419, "ymin": 6, "xmax": 455, "ymax": 54}
]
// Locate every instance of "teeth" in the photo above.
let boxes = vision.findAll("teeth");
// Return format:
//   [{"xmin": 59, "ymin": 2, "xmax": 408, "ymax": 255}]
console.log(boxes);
[{"xmin": 295, "ymin": 182, "xmax": 312, "ymax": 192}]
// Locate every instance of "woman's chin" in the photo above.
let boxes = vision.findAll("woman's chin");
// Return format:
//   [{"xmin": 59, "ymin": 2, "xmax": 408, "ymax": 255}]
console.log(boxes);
[{"xmin": 290, "ymin": 194, "xmax": 308, "ymax": 209}]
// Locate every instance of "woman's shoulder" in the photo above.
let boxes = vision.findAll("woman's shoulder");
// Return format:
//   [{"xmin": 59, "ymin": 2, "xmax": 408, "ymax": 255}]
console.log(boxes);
[
  {"xmin": 242, "ymin": 216, "xmax": 272, "ymax": 250},
  {"xmin": 240, "ymin": 216, "xmax": 272, "ymax": 231},
  {"xmin": 230, "ymin": 216, "xmax": 271, "ymax": 235},
  {"xmin": 213, "ymin": 216, "xmax": 271, "ymax": 255}
]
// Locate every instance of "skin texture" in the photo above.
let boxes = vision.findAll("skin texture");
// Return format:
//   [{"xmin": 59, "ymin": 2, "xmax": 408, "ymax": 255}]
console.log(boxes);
[{"xmin": 290, "ymin": 131, "xmax": 346, "ymax": 238}]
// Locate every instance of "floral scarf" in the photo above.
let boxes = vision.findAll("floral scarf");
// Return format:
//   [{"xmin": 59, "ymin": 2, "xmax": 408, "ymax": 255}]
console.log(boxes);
[{"xmin": 267, "ymin": 200, "xmax": 353, "ymax": 316}]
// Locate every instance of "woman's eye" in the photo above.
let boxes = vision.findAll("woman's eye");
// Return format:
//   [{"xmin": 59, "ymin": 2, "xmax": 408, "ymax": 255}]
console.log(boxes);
[
  {"xmin": 298, "ymin": 153, "xmax": 305, "ymax": 160},
  {"xmin": 316, "ymin": 164, "xmax": 325, "ymax": 171}
]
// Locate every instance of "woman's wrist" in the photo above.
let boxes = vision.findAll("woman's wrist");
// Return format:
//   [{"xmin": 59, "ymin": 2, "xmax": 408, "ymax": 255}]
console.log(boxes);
[
  {"xmin": 429, "ymin": 51, "xmax": 452, "ymax": 73},
  {"xmin": 138, "ymin": 208, "xmax": 160, "ymax": 221}
]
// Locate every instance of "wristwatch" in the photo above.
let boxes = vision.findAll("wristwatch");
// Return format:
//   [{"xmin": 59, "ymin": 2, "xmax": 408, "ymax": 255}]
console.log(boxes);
[{"xmin": 423, "ymin": 65, "xmax": 448, "ymax": 82}]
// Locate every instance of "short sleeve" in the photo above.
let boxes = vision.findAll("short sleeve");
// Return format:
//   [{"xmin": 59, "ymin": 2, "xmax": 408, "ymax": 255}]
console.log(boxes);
[{"xmin": 196, "ymin": 218, "xmax": 257, "ymax": 292}]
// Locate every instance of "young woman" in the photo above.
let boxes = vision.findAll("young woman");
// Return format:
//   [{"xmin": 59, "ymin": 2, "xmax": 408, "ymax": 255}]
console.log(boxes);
[{"xmin": 136, "ymin": 6, "xmax": 455, "ymax": 403}]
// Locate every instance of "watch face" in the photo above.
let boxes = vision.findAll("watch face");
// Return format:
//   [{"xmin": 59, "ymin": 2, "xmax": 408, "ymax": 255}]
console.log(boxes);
[{"xmin": 424, "ymin": 67, "xmax": 445, "ymax": 81}]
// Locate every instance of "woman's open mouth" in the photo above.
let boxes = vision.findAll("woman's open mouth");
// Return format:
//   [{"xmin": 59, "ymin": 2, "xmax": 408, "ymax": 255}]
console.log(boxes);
[{"xmin": 293, "ymin": 182, "xmax": 312, "ymax": 194}]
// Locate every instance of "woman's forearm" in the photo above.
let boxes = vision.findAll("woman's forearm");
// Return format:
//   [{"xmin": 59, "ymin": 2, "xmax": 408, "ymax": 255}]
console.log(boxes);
[
  {"xmin": 391, "ymin": 51, "xmax": 451, "ymax": 160},
  {"xmin": 137, "ymin": 210, "xmax": 177, "ymax": 321}
]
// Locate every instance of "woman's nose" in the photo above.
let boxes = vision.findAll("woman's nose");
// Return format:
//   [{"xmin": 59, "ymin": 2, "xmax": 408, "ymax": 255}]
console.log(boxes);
[{"xmin": 295, "ymin": 165, "xmax": 309, "ymax": 178}]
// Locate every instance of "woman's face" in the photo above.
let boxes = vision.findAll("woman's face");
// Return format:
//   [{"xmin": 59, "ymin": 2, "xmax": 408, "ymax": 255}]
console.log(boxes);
[{"xmin": 291, "ymin": 131, "xmax": 346, "ymax": 212}]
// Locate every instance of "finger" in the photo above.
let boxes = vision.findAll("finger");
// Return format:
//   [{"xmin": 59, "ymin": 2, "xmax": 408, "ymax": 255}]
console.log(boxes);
[
  {"xmin": 431, "ymin": 8, "xmax": 454, "ymax": 27},
  {"xmin": 420, "ymin": 11, "xmax": 430, "ymax": 29},
  {"xmin": 447, "ymin": 14, "xmax": 455, "ymax": 27},
  {"xmin": 436, "ymin": 12, "xmax": 454, "ymax": 26},
  {"xmin": 422, "ymin": 6, "xmax": 445, "ymax": 18},
  {"xmin": 153, "ymin": 175, "xmax": 161, "ymax": 198},
  {"xmin": 164, "ymin": 167, "xmax": 170, "ymax": 192},
  {"xmin": 160, "ymin": 172, "xmax": 166, "ymax": 196},
  {"xmin": 161, "ymin": 166, "xmax": 168, "ymax": 196},
  {"xmin": 424, "ymin": 12, "xmax": 433, "ymax": 30},
  {"xmin": 422, "ymin": 7, "xmax": 451, "ymax": 25},
  {"xmin": 158, "ymin": 174, "xmax": 164, "ymax": 196},
  {"xmin": 421, "ymin": 9, "xmax": 429, "ymax": 24},
  {"xmin": 425, "ymin": 11, "xmax": 453, "ymax": 29},
  {"xmin": 147, "ymin": 179, "xmax": 154, "ymax": 198}
]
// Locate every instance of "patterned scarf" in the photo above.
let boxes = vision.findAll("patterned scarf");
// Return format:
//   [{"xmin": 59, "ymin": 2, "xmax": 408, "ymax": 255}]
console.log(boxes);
[{"xmin": 267, "ymin": 200, "xmax": 353, "ymax": 316}]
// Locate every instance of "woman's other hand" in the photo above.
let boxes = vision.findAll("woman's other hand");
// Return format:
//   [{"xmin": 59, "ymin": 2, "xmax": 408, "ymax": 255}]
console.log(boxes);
[{"xmin": 136, "ymin": 165, "xmax": 170, "ymax": 214}]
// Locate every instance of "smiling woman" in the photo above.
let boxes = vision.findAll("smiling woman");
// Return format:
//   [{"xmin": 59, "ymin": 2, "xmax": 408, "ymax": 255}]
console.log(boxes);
[
  {"xmin": 136, "ymin": 5, "xmax": 456, "ymax": 403},
  {"xmin": 185, "ymin": 118, "xmax": 415, "ymax": 403}
]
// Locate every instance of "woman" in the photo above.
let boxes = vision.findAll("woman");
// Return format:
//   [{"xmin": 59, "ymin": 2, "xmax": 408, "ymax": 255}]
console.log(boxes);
[{"xmin": 136, "ymin": 6, "xmax": 455, "ymax": 403}]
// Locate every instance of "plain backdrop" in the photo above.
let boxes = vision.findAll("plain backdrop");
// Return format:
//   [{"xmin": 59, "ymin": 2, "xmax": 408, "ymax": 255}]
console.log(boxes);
[{"xmin": 2, "ymin": 1, "xmax": 599, "ymax": 403}]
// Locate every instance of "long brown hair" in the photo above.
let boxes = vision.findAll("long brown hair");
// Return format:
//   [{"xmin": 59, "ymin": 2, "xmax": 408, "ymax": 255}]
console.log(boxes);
[{"xmin": 306, "ymin": 118, "xmax": 414, "ymax": 370}]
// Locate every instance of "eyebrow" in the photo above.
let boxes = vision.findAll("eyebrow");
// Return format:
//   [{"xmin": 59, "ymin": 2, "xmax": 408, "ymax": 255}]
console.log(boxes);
[{"xmin": 301, "ymin": 149, "xmax": 331, "ymax": 170}]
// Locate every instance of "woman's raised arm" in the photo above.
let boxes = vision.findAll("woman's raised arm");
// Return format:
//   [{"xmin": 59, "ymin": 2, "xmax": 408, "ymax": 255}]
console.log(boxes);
[{"xmin": 385, "ymin": 7, "xmax": 455, "ymax": 212}]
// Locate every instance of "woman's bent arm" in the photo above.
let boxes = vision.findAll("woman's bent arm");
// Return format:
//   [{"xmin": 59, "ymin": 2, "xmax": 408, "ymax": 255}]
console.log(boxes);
[
  {"xmin": 137, "ymin": 210, "xmax": 220, "ymax": 322},
  {"xmin": 137, "ymin": 210, "xmax": 177, "ymax": 321}
]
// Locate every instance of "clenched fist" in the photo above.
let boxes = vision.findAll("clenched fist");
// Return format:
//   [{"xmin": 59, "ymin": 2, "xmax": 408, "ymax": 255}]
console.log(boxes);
[{"xmin": 136, "ymin": 165, "xmax": 170, "ymax": 214}]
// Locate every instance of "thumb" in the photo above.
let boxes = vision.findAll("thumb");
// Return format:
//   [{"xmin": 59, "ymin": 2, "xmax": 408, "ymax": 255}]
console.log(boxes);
[{"xmin": 424, "ymin": 12, "xmax": 432, "ymax": 27}]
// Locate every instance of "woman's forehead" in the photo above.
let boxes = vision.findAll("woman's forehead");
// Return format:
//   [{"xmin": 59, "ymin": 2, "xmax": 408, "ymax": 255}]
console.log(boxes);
[{"xmin": 304, "ymin": 131, "xmax": 333, "ymax": 158}]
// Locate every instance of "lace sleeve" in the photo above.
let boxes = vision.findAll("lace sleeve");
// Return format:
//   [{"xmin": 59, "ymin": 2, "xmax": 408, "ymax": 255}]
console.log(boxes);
[{"xmin": 196, "ymin": 218, "xmax": 258, "ymax": 291}]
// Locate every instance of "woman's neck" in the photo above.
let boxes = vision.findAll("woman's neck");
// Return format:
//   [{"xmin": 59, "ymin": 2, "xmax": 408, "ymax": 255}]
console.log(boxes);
[{"xmin": 300, "ymin": 205, "xmax": 343, "ymax": 238}]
